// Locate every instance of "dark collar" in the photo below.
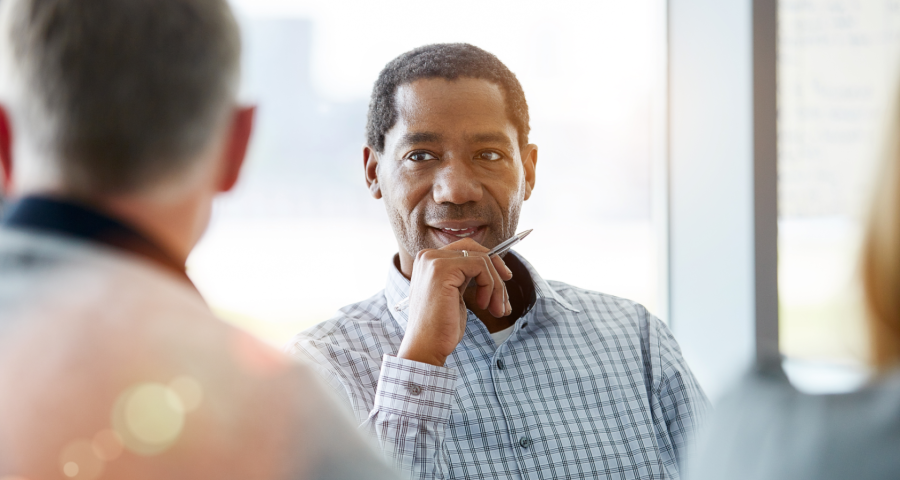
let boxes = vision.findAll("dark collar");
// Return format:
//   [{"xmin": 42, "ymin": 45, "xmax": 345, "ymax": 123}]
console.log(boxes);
[
  {"xmin": 1, "ymin": 196, "xmax": 194, "ymax": 287},
  {"xmin": 503, "ymin": 252, "xmax": 538, "ymax": 319}
]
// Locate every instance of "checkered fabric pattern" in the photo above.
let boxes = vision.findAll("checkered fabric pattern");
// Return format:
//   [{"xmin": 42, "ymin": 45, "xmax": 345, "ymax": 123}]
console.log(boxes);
[{"xmin": 287, "ymin": 252, "xmax": 710, "ymax": 480}]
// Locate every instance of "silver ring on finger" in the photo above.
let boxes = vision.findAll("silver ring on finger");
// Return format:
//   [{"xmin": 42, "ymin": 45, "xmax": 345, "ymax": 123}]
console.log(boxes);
[{"xmin": 461, "ymin": 250, "xmax": 469, "ymax": 257}]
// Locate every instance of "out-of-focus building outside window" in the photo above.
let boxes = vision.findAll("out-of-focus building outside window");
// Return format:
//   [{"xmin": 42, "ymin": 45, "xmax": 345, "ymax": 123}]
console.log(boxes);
[
  {"xmin": 779, "ymin": 0, "xmax": 900, "ymax": 365},
  {"xmin": 188, "ymin": 0, "xmax": 664, "ymax": 346}
]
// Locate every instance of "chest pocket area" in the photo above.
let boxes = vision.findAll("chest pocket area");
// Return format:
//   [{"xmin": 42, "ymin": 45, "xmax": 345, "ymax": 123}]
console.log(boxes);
[
  {"xmin": 520, "ymin": 366, "xmax": 656, "ymax": 473},
  {"xmin": 528, "ymin": 367, "xmax": 627, "ymax": 424}
]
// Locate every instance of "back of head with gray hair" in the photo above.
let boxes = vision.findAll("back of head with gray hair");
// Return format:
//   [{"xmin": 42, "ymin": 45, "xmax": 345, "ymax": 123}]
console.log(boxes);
[{"xmin": 2, "ymin": 0, "xmax": 241, "ymax": 195}]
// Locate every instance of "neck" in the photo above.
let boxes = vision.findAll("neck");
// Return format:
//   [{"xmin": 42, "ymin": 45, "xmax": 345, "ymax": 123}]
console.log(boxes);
[
  {"xmin": 99, "ymin": 195, "xmax": 209, "ymax": 266},
  {"xmin": 19, "ymin": 187, "xmax": 210, "ymax": 266},
  {"xmin": 398, "ymin": 248, "xmax": 415, "ymax": 279}
]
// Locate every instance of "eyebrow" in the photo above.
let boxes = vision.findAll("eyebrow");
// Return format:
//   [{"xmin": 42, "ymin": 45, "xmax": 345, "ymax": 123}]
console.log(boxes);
[
  {"xmin": 398, "ymin": 131, "xmax": 443, "ymax": 149},
  {"xmin": 467, "ymin": 132, "xmax": 515, "ymax": 150},
  {"xmin": 397, "ymin": 131, "xmax": 516, "ymax": 151}
]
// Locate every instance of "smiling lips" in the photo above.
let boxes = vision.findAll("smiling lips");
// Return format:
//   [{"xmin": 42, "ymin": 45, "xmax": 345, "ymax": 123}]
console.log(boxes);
[{"xmin": 439, "ymin": 227, "xmax": 479, "ymax": 238}]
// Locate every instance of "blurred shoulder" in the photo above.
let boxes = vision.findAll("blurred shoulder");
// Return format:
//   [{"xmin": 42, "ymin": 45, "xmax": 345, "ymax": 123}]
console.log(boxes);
[
  {"xmin": 689, "ymin": 365, "xmax": 900, "ymax": 480},
  {"xmin": 0, "ymin": 229, "xmax": 365, "ymax": 477}
]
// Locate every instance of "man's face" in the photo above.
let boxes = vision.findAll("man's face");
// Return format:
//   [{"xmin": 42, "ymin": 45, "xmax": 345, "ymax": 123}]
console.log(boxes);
[{"xmin": 364, "ymin": 77, "xmax": 537, "ymax": 276}]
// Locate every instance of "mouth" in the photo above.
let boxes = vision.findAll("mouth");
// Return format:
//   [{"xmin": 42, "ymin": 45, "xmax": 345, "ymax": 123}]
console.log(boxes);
[
  {"xmin": 428, "ymin": 223, "xmax": 488, "ymax": 246},
  {"xmin": 437, "ymin": 226, "xmax": 479, "ymax": 238}
]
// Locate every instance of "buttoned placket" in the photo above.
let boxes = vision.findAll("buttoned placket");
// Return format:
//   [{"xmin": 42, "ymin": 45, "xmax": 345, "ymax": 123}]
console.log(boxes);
[{"xmin": 488, "ymin": 307, "xmax": 537, "ymax": 480}]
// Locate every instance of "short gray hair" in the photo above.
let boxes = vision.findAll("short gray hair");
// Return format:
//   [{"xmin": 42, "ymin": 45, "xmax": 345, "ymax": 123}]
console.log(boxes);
[{"xmin": 4, "ymin": 0, "xmax": 241, "ymax": 194}]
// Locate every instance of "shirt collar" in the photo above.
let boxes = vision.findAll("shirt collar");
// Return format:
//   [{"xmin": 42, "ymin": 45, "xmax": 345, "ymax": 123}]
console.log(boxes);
[
  {"xmin": 385, "ymin": 249, "xmax": 580, "ymax": 332},
  {"xmin": 1, "ymin": 195, "xmax": 194, "ymax": 287}
]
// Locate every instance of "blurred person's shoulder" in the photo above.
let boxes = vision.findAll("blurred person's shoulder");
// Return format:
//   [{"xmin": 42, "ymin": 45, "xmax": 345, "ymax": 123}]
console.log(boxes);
[
  {"xmin": 0, "ymin": 225, "xmax": 214, "ymax": 337},
  {"xmin": 0, "ymin": 227, "xmax": 386, "ymax": 478},
  {"xmin": 688, "ymin": 362, "xmax": 900, "ymax": 480},
  {"xmin": 0, "ymin": 226, "xmax": 119, "ymax": 309}
]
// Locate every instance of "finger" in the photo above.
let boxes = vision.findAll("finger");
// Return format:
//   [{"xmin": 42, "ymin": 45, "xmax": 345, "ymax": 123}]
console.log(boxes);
[
  {"xmin": 491, "ymin": 254, "xmax": 513, "ymax": 281},
  {"xmin": 466, "ymin": 255, "xmax": 496, "ymax": 310},
  {"xmin": 474, "ymin": 254, "xmax": 507, "ymax": 317},
  {"xmin": 488, "ymin": 256, "xmax": 508, "ymax": 317},
  {"xmin": 504, "ymin": 278, "xmax": 511, "ymax": 316},
  {"xmin": 488, "ymin": 254, "xmax": 512, "ymax": 316},
  {"xmin": 439, "ymin": 237, "xmax": 490, "ymax": 254},
  {"xmin": 435, "ymin": 248, "xmax": 507, "ymax": 316},
  {"xmin": 425, "ymin": 250, "xmax": 506, "ymax": 315}
]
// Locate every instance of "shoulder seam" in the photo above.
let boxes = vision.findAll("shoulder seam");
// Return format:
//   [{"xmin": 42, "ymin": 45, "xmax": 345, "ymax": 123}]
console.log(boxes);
[
  {"xmin": 545, "ymin": 280, "xmax": 641, "ymax": 306},
  {"xmin": 296, "ymin": 290, "xmax": 391, "ymax": 341}
]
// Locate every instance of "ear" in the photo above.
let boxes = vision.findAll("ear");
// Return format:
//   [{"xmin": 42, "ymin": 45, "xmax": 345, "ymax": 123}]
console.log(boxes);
[
  {"xmin": 521, "ymin": 143, "xmax": 537, "ymax": 200},
  {"xmin": 218, "ymin": 105, "xmax": 255, "ymax": 193},
  {"xmin": 363, "ymin": 145, "xmax": 382, "ymax": 200},
  {"xmin": 0, "ymin": 105, "xmax": 13, "ymax": 195}
]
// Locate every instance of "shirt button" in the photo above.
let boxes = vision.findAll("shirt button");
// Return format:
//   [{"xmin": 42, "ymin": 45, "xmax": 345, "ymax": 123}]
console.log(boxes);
[
  {"xmin": 407, "ymin": 383, "xmax": 423, "ymax": 396},
  {"xmin": 496, "ymin": 359, "xmax": 505, "ymax": 370},
  {"xmin": 518, "ymin": 436, "xmax": 532, "ymax": 449}
]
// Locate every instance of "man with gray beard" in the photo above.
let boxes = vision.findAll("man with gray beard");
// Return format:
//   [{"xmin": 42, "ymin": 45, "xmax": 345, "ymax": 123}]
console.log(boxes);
[{"xmin": 287, "ymin": 43, "xmax": 710, "ymax": 480}]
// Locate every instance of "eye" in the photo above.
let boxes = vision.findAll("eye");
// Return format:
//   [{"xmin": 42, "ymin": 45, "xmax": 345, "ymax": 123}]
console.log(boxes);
[
  {"xmin": 478, "ymin": 151, "xmax": 503, "ymax": 161},
  {"xmin": 407, "ymin": 151, "xmax": 438, "ymax": 162}
]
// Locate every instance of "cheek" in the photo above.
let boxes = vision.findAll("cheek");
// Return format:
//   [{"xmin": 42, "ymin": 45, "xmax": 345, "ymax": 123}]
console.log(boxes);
[
  {"xmin": 490, "ymin": 170, "xmax": 527, "ymax": 208},
  {"xmin": 383, "ymin": 171, "xmax": 432, "ymax": 217}
]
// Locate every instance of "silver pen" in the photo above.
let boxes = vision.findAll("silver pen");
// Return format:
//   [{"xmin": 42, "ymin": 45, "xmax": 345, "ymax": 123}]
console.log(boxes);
[{"xmin": 393, "ymin": 229, "xmax": 533, "ymax": 312}]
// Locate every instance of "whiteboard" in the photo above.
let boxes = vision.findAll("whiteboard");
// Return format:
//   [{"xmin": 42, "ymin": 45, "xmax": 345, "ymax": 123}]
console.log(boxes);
[{"xmin": 779, "ymin": 0, "xmax": 900, "ymax": 218}]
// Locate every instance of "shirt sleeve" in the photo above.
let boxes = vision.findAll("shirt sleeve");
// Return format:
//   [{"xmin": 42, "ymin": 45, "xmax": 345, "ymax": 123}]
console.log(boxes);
[
  {"xmin": 641, "ymin": 306, "xmax": 712, "ymax": 475},
  {"xmin": 287, "ymin": 338, "xmax": 457, "ymax": 480},
  {"xmin": 364, "ymin": 355, "xmax": 458, "ymax": 480}
]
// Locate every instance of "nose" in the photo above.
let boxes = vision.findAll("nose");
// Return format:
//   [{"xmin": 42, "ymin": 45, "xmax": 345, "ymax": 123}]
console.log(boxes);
[{"xmin": 432, "ymin": 157, "xmax": 483, "ymax": 205}]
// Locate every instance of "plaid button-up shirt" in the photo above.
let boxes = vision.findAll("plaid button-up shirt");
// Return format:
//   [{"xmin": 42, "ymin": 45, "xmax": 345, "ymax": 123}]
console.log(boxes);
[{"xmin": 287, "ymin": 252, "xmax": 709, "ymax": 480}]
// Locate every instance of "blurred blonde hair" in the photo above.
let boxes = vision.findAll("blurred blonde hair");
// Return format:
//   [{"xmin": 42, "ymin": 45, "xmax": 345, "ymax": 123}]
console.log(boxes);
[{"xmin": 862, "ymin": 87, "xmax": 900, "ymax": 370}]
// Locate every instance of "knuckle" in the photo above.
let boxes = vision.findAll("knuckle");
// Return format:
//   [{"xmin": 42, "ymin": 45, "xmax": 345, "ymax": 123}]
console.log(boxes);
[
  {"xmin": 482, "ymin": 256, "xmax": 496, "ymax": 271},
  {"xmin": 431, "ymin": 257, "xmax": 448, "ymax": 269}
]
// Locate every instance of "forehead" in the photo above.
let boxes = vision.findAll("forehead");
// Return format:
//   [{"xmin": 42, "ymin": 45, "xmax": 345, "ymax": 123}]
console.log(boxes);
[{"xmin": 393, "ymin": 77, "xmax": 513, "ymax": 137}]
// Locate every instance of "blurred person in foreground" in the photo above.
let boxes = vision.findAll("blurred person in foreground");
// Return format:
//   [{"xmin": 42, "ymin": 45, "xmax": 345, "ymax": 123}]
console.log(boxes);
[
  {"xmin": 686, "ymin": 86, "xmax": 900, "ymax": 480},
  {"xmin": 0, "ymin": 0, "xmax": 397, "ymax": 478},
  {"xmin": 286, "ymin": 43, "xmax": 710, "ymax": 480}
]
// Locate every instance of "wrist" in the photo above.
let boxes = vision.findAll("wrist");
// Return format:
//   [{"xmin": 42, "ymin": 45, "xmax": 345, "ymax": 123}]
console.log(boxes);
[{"xmin": 396, "ymin": 343, "xmax": 448, "ymax": 367}]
